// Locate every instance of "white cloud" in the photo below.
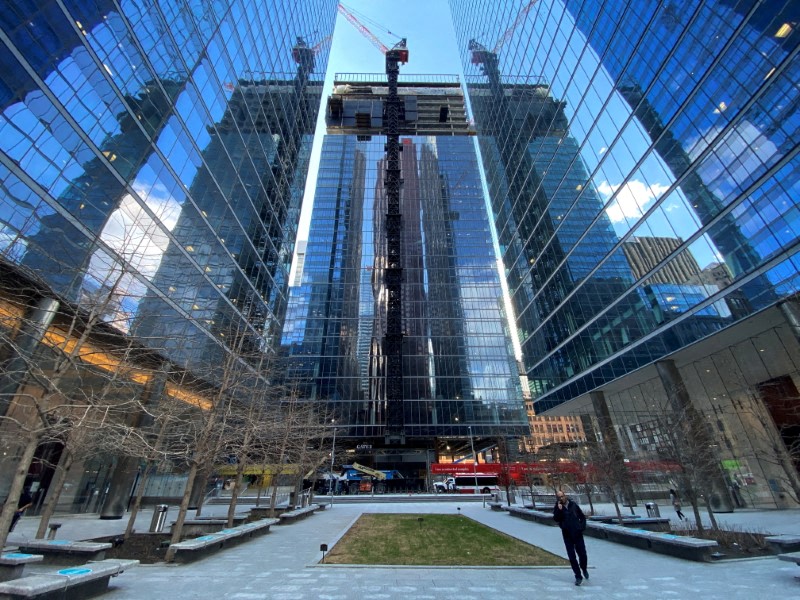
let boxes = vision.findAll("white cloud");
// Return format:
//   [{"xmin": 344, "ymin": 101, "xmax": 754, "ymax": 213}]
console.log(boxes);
[{"xmin": 597, "ymin": 179, "xmax": 670, "ymax": 223}]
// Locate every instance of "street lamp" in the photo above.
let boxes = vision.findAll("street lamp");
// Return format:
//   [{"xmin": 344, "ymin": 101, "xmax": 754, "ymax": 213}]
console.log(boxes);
[
  {"xmin": 468, "ymin": 426, "xmax": 479, "ymax": 494},
  {"xmin": 329, "ymin": 420, "xmax": 337, "ymax": 507}
]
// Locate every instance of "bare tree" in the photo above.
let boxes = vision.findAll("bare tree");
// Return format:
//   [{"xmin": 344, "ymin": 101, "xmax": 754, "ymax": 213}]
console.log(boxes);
[
  {"xmin": 0, "ymin": 267, "xmax": 150, "ymax": 548},
  {"xmin": 654, "ymin": 406, "xmax": 725, "ymax": 534}
]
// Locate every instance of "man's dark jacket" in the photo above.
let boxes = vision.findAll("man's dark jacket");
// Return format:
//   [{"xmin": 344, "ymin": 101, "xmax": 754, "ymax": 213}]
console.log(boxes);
[{"xmin": 553, "ymin": 498, "xmax": 586, "ymax": 537}]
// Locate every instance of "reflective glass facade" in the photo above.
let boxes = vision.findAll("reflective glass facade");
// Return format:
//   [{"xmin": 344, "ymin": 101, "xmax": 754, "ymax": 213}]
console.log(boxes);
[
  {"xmin": 282, "ymin": 79, "xmax": 528, "ymax": 453},
  {"xmin": 1, "ymin": 0, "xmax": 337, "ymax": 373},
  {"xmin": 451, "ymin": 0, "xmax": 800, "ymax": 412}
]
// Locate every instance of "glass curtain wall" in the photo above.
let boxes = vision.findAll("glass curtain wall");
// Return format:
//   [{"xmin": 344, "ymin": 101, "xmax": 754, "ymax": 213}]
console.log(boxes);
[
  {"xmin": 450, "ymin": 0, "xmax": 800, "ymax": 411},
  {"xmin": 282, "ymin": 134, "xmax": 528, "ymax": 442},
  {"xmin": 0, "ymin": 0, "xmax": 337, "ymax": 374}
]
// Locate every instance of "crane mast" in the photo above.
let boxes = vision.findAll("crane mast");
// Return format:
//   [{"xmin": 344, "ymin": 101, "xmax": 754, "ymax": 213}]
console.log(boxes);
[
  {"xmin": 337, "ymin": 5, "xmax": 408, "ymax": 442},
  {"xmin": 383, "ymin": 39, "xmax": 407, "ymax": 441}
]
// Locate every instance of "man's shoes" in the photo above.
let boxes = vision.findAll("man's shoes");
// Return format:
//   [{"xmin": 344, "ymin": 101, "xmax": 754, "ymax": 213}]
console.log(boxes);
[
  {"xmin": 582, "ymin": 568, "xmax": 589, "ymax": 580},
  {"xmin": 575, "ymin": 578, "xmax": 582, "ymax": 586}
]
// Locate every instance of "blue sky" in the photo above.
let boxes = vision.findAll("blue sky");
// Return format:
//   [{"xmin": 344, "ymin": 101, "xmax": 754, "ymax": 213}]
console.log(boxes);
[{"xmin": 298, "ymin": 0, "xmax": 463, "ymax": 240}]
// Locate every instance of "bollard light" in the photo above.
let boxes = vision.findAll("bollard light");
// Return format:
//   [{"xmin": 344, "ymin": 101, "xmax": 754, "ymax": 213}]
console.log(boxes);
[{"xmin": 320, "ymin": 543, "xmax": 328, "ymax": 563}]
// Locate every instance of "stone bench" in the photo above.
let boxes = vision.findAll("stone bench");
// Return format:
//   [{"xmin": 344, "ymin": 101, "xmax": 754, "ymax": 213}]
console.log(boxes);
[
  {"xmin": 585, "ymin": 521, "xmax": 719, "ymax": 561},
  {"xmin": 766, "ymin": 535, "xmax": 800, "ymax": 553},
  {"xmin": 588, "ymin": 515, "xmax": 671, "ymax": 531},
  {"xmin": 247, "ymin": 505, "xmax": 291, "ymax": 521},
  {"xmin": 504, "ymin": 505, "xmax": 717, "ymax": 561},
  {"xmin": 277, "ymin": 504, "xmax": 320, "ymax": 524},
  {"xmin": 168, "ymin": 518, "xmax": 279, "ymax": 564},
  {"xmin": 15, "ymin": 541, "xmax": 112, "ymax": 566},
  {"xmin": 174, "ymin": 514, "xmax": 248, "ymax": 537},
  {"xmin": 488, "ymin": 502, "xmax": 504, "ymax": 511},
  {"xmin": 0, "ymin": 555, "xmax": 43, "ymax": 583},
  {"xmin": 0, "ymin": 559, "xmax": 137, "ymax": 599},
  {"xmin": 506, "ymin": 506, "xmax": 560, "ymax": 527},
  {"xmin": 777, "ymin": 551, "xmax": 800, "ymax": 566}
]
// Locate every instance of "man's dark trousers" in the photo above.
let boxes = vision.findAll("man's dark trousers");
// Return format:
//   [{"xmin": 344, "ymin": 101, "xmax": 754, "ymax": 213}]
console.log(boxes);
[{"xmin": 562, "ymin": 530, "xmax": 587, "ymax": 579}]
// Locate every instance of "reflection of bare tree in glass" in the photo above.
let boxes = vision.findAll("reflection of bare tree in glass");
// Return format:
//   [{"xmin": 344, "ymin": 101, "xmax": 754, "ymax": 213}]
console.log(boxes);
[
  {"xmin": 585, "ymin": 431, "xmax": 629, "ymax": 524},
  {"xmin": 748, "ymin": 379, "xmax": 800, "ymax": 505},
  {"xmin": 654, "ymin": 406, "xmax": 723, "ymax": 534}
]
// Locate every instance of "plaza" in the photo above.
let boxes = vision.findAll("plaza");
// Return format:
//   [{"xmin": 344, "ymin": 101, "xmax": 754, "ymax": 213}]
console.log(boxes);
[{"xmin": 6, "ymin": 499, "xmax": 800, "ymax": 599}]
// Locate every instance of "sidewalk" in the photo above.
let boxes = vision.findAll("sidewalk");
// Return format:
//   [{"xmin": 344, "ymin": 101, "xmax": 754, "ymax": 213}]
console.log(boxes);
[{"xmin": 5, "ymin": 500, "xmax": 800, "ymax": 599}]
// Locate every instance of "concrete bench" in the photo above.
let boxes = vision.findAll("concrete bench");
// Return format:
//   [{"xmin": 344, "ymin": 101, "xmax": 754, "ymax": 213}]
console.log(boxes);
[
  {"xmin": 488, "ymin": 502, "xmax": 504, "ymax": 511},
  {"xmin": 173, "ymin": 515, "xmax": 248, "ymax": 538},
  {"xmin": 585, "ymin": 521, "xmax": 719, "ymax": 561},
  {"xmin": 777, "ymin": 551, "xmax": 800, "ymax": 566},
  {"xmin": 505, "ymin": 506, "xmax": 560, "ymax": 527},
  {"xmin": 588, "ymin": 515, "xmax": 671, "ymax": 531},
  {"xmin": 0, "ymin": 559, "xmax": 137, "ymax": 599},
  {"xmin": 504, "ymin": 505, "xmax": 717, "ymax": 561},
  {"xmin": 15, "ymin": 541, "xmax": 112, "ymax": 566},
  {"xmin": 277, "ymin": 504, "xmax": 320, "ymax": 524},
  {"xmin": 766, "ymin": 535, "xmax": 800, "ymax": 553},
  {"xmin": 248, "ymin": 505, "xmax": 293, "ymax": 521},
  {"xmin": 168, "ymin": 519, "xmax": 279, "ymax": 564},
  {"xmin": 0, "ymin": 555, "xmax": 43, "ymax": 583}
]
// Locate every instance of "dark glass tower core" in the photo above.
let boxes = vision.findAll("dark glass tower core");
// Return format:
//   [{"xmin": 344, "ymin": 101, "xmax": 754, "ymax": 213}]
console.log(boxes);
[{"xmin": 282, "ymin": 77, "xmax": 527, "ymax": 464}]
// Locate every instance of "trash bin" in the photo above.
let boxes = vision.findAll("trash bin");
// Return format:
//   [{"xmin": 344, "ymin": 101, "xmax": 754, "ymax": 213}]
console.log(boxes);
[
  {"xmin": 645, "ymin": 502, "xmax": 660, "ymax": 517},
  {"xmin": 149, "ymin": 504, "xmax": 169, "ymax": 532}
]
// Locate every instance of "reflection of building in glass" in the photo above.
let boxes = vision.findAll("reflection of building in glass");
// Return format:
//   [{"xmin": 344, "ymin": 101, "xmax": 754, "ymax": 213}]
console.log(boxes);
[
  {"xmin": 524, "ymin": 416, "xmax": 586, "ymax": 453},
  {"xmin": 132, "ymin": 75, "xmax": 322, "ymax": 371},
  {"xmin": 469, "ymin": 79, "xmax": 654, "ymax": 403},
  {"xmin": 282, "ymin": 76, "xmax": 527, "ymax": 474},
  {"xmin": 451, "ymin": 0, "xmax": 800, "ymax": 508},
  {"xmin": 0, "ymin": 1, "xmax": 336, "ymax": 506}
]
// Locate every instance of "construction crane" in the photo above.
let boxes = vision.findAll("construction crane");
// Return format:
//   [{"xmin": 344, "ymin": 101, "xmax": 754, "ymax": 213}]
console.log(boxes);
[
  {"xmin": 337, "ymin": 4, "xmax": 409, "ymax": 62},
  {"xmin": 292, "ymin": 35, "xmax": 331, "ymax": 83},
  {"xmin": 337, "ymin": 3, "xmax": 408, "ymax": 443},
  {"xmin": 469, "ymin": 0, "xmax": 538, "ymax": 91}
]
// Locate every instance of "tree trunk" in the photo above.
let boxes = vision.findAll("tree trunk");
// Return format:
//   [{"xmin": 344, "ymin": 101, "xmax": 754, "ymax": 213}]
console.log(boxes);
[
  {"xmin": 165, "ymin": 461, "xmax": 199, "ymax": 561},
  {"xmin": 125, "ymin": 420, "xmax": 168, "ymax": 539},
  {"xmin": 227, "ymin": 463, "xmax": 247, "ymax": 528},
  {"xmin": 269, "ymin": 479, "xmax": 279, "ymax": 518},
  {"xmin": 703, "ymin": 496, "xmax": 720, "ymax": 530},
  {"xmin": 690, "ymin": 498, "xmax": 705, "ymax": 534},
  {"xmin": 124, "ymin": 464, "xmax": 153, "ymax": 540},
  {"xmin": 612, "ymin": 498, "xmax": 624, "ymax": 524},
  {"xmin": 35, "ymin": 446, "xmax": 74, "ymax": 539},
  {"xmin": 0, "ymin": 432, "xmax": 40, "ymax": 548}
]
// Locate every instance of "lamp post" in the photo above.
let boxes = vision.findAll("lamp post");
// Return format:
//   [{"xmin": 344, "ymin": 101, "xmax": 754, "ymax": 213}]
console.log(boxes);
[
  {"xmin": 468, "ymin": 426, "xmax": 478, "ymax": 494},
  {"xmin": 329, "ymin": 421, "xmax": 337, "ymax": 507}
]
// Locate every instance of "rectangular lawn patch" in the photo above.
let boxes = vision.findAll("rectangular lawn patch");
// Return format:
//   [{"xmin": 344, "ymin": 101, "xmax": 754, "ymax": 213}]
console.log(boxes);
[{"xmin": 323, "ymin": 513, "xmax": 567, "ymax": 566}]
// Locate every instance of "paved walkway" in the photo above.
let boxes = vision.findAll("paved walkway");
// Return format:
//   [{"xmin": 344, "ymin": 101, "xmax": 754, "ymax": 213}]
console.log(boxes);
[{"xmin": 6, "ymin": 500, "xmax": 800, "ymax": 599}]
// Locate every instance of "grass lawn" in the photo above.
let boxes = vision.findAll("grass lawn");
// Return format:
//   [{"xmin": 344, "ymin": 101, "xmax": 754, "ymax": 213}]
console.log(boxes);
[{"xmin": 322, "ymin": 513, "xmax": 568, "ymax": 566}]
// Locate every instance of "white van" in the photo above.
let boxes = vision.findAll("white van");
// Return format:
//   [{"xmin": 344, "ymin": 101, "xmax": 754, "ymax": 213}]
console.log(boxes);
[{"xmin": 433, "ymin": 475, "xmax": 500, "ymax": 494}]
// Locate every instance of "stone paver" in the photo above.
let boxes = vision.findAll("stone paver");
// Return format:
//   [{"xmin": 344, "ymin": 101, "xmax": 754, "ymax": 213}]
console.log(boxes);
[{"xmin": 6, "ymin": 501, "xmax": 800, "ymax": 599}]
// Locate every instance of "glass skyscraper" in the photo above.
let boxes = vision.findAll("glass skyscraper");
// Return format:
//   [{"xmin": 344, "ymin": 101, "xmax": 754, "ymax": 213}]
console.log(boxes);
[
  {"xmin": 451, "ymin": 0, "xmax": 800, "ymax": 507},
  {"xmin": 1, "ymin": 0, "xmax": 336, "ymax": 371},
  {"xmin": 282, "ymin": 75, "xmax": 528, "ymax": 476},
  {"xmin": 0, "ymin": 1, "xmax": 336, "ymax": 506}
]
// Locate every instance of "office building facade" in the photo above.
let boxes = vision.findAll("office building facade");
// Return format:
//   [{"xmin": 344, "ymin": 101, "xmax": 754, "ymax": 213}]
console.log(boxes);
[
  {"xmin": 0, "ymin": 0, "xmax": 336, "ymax": 507},
  {"xmin": 451, "ymin": 0, "xmax": 800, "ymax": 507},
  {"xmin": 282, "ymin": 76, "xmax": 528, "ymax": 478}
]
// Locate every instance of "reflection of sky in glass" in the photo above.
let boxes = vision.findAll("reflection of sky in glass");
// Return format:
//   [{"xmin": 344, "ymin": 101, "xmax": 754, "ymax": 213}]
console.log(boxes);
[
  {"xmin": 1, "ymin": 0, "xmax": 336, "ymax": 348},
  {"xmin": 457, "ymin": 0, "xmax": 721, "ymax": 268}
]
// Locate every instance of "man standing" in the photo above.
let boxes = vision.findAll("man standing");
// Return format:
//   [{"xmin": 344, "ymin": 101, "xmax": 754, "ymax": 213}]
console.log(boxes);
[{"xmin": 553, "ymin": 489, "xmax": 589, "ymax": 586}]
